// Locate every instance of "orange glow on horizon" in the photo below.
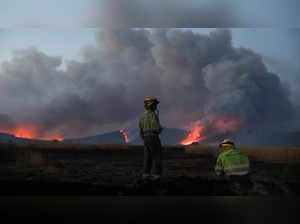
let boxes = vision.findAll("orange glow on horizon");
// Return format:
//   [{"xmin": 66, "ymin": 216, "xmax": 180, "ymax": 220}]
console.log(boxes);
[
  {"xmin": 0, "ymin": 125, "xmax": 64, "ymax": 141},
  {"xmin": 43, "ymin": 136, "xmax": 64, "ymax": 141},
  {"xmin": 53, "ymin": 137, "xmax": 64, "ymax": 141},
  {"xmin": 14, "ymin": 126, "xmax": 38, "ymax": 139}
]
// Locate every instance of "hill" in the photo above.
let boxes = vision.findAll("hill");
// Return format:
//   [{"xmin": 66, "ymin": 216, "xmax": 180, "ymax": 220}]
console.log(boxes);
[
  {"xmin": 0, "ymin": 133, "xmax": 15, "ymax": 143},
  {"xmin": 0, "ymin": 129, "xmax": 299, "ymax": 146},
  {"xmin": 63, "ymin": 128, "xmax": 189, "ymax": 145}
]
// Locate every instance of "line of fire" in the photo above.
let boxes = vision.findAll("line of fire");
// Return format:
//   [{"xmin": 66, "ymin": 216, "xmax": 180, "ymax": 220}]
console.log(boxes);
[{"xmin": 0, "ymin": 116, "xmax": 243, "ymax": 145}]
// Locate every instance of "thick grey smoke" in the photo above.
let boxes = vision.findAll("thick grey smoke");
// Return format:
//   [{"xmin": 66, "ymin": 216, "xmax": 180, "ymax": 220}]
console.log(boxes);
[
  {"xmin": 92, "ymin": 0, "xmax": 239, "ymax": 27},
  {"xmin": 90, "ymin": 0, "xmax": 300, "ymax": 28},
  {"xmin": 1, "ymin": 1, "xmax": 299, "ymax": 28},
  {"xmin": 0, "ymin": 29, "xmax": 297, "ymax": 142},
  {"xmin": 0, "ymin": 114, "xmax": 16, "ymax": 133}
]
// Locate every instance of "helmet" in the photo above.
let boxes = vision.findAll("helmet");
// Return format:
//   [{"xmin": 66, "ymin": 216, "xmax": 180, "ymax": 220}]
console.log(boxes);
[
  {"xmin": 219, "ymin": 139, "xmax": 235, "ymax": 147},
  {"xmin": 144, "ymin": 97, "xmax": 160, "ymax": 105}
]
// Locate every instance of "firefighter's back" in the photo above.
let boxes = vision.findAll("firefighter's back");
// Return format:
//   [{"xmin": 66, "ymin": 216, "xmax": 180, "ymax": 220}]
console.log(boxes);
[{"xmin": 220, "ymin": 148, "xmax": 250, "ymax": 176}]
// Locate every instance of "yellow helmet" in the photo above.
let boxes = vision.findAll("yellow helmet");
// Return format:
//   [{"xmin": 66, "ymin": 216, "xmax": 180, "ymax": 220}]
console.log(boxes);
[
  {"xmin": 219, "ymin": 139, "xmax": 235, "ymax": 147},
  {"xmin": 144, "ymin": 96, "xmax": 160, "ymax": 105}
]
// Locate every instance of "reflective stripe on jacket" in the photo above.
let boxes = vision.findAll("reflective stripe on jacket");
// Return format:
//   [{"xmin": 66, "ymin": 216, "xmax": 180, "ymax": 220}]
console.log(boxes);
[{"xmin": 215, "ymin": 148, "xmax": 250, "ymax": 176}]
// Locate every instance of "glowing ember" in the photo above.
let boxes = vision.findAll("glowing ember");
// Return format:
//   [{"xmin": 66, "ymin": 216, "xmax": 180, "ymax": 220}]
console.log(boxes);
[
  {"xmin": 181, "ymin": 126, "xmax": 207, "ymax": 145},
  {"xmin": 120, "ymin": 129, "xmax": 130, "ymax": 143}
]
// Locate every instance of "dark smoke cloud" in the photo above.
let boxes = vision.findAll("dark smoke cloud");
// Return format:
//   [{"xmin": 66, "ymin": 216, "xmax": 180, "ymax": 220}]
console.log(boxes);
[
  {"xmin": 91, "ymin": 0, "xmax": 239, "ymax": 27},
  {"xmin": 1, "ymin": 1, "xmax": 299, "ymax": 28},
  {"xmin": 90, "ymin": 0, "xmax": 300, "ymax": 28},
  {"xmin": 263, "ymin": 54, "xmax": 300, "ymax": 107},
  {"xmin": 0, "ymin": 47, "xmax": 65, "ymax": 107},
  {"xmin": 0, "ymin": 114, "xmax": 16, "ymax": 133},
  {"xmin": 0, "ymin": 29, "xmax": 297, "ymax": 142},
  {"xmin": 202, "ymin": 48, "xmax": 293, "ymax": 125}
]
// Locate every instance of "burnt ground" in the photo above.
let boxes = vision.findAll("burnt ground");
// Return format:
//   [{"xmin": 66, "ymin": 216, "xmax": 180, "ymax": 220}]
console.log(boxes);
[{"xmin": 1, "ymin": 146, "xmax": 300, "ymax": 196}]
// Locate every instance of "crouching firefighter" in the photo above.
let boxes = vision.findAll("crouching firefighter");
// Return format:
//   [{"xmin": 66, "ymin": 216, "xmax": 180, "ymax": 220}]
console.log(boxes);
[
  {"xmin": 215, "ymin": 139, "xmax": 250, "ymax": 178},
  {"xmin": 139, "ymin": 97, "xmax": 164, "ymax": 180}
]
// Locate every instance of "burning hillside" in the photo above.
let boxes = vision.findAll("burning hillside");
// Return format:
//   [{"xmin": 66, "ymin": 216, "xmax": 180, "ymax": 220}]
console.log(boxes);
[
  {"xmin": 181, "ymin": 117, "xmax": 243, "ymax": 145},
  {"xmin": 0, "ymin": 125, "xmax": 64, "ymax": 141},
  {"xmin": 181, "ymin": 126, "xmax": 207, "ymax": 145},
  {"xmin": 14, "ymin": 126, "xmax": 37, "ymax": 139}
]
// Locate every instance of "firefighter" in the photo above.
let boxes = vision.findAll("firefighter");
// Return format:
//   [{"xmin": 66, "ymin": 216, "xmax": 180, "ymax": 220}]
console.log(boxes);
[
  {"xmin": 215, "ymin": 139, "xmax": 250, "ymax": 177},
  {"xmin": 139, "ymin": 97, "xmax": 164, "ymax": 180}
]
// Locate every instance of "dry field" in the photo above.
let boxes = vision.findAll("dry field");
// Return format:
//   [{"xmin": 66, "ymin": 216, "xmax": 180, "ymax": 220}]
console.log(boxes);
[{"xmin": 1, "ymin": 142, "xmax": 300, "ymax": 195}]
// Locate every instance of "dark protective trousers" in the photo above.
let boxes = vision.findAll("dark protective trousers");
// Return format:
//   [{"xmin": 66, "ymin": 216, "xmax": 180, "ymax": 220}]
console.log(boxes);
[{"xmin": 142, "ymin": 135, "xmax": 163, "ymax": 175}]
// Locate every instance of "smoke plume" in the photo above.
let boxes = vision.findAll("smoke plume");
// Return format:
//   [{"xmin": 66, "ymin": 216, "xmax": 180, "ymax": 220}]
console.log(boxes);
[
  {"xmin": 91, "ymin": 0, "xmax": 239, "ymax": 27},
  {"xmin": 0, "ymin": 29, "xmax": 297, "ymax": 143},
  {"xmin": 90, "ymin": 0, "xmax": 300, "ymax": 28}
]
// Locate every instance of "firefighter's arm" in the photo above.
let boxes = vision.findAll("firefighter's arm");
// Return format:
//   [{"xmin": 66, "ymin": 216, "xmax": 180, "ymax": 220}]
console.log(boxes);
[
  {"xmin": 153, "ymin": 113, "xmax": 163, "ymax": 134},
  {"xmin": 139, "ymin": 119, "xmax": 144, "ymax": 140},
  {"xmin": 215, "ymin": 156, "xmax": 224, "ymax": 176}
]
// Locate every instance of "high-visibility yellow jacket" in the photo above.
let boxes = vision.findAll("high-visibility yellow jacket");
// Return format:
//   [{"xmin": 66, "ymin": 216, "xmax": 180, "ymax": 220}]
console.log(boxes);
[{"xmin": 215, "ymin": 147, "xmax": 250, "ymax": 176}]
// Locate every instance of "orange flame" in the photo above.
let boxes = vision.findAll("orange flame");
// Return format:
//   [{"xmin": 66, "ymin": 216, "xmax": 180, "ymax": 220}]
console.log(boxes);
[
  {"xmin": 181, "ymin": 126, "xmax": 207, "ymax": 145},
  {"xmin": 14, "ymin": 126, "xmax": 38, "ymax": 139},
  {"xmin": 43, "ymin": 136, "xmax": 64, "ymax": 141},
  {"xmin": 53, "ymin": 137, "xmax": 64, "ymax": 141},
  {"xmin": 0, "ymin": 125, "xmax": 64, "ymax": 141},
  {"xmin": 181, "ymin": 117, "xmax": 244, "ymax": 145},
  {"xmin": 120, "ymin": 129, "xmax": 130, "ymax": 143}
]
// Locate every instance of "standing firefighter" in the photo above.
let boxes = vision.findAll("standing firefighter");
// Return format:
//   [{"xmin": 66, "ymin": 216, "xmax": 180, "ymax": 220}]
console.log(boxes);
[
  {"xmin": 215, "ymin": 139, "xmax": 250, "ymax": 177},
  {"xmin": 139, "ymin": 97, "xmax": 163, "ymax": 180}
]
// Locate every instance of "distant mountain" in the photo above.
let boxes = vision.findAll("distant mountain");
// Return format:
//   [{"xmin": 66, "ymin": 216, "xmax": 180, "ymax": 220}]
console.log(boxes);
[
  {"xmin": 0, "ymin": 133, "xmax": 16, "ymax": 143},
  {"xmin": 257, "ymin": 131, "xmax": 300, "ymax": 147},
  {"xmin": 0, "ymin": 133, "xmax": 48, "ymax": 143},
  {"xmin": 64, "ymin": 131, "xmax": 125, "ymax": 144},
  {"xmin": 63, "ymin": 128, "xmax": 189, "ymax": 145},
  {"xmin": 212, "ymin": 131, "xmax": 300, "ymax": 147},
  {"xmin": 0, "ymin": 128, "xmax": 299, "ymax": 146},
  {"xmin": 126, "ymin": 127, "xmax": 189, "ymax": 145},
  {"xmin": 160, "ymin": 128, "xmax": 189, "ymax": 145}
]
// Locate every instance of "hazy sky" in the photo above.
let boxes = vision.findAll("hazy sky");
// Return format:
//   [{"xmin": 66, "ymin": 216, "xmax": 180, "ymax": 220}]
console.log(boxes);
[{"xmin": 0, "ymin": 28, "xmax": 97, "ymax": 68}]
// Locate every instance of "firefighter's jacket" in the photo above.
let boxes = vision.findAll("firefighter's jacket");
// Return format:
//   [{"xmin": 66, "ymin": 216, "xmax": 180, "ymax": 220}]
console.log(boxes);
[
  {"xmin": 215, "ymin": 148, "xmax": 250, "ymax": 176},
  {"xmin": 139, "ymin": 111, "xmax": 163, "ymax": 139}
]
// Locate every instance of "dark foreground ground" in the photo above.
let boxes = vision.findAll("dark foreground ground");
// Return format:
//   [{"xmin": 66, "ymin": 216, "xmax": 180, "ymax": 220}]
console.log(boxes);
[{"xmin": 1, "ymin": 143, "xmax": 300, "ymax": 195}]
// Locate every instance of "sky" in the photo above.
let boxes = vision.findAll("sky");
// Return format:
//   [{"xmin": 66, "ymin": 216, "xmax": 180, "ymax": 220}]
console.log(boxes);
[
  {"xmin": 0, "ymin": 28, "xmax": 97, "ymax": 68},
  {"xmin": 0, "ymin": 1, "xmax": 299, "ymax": 141},
  {"xmin": 0, "ymin": 0, "xmax": 93, "ymax": 27}
]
